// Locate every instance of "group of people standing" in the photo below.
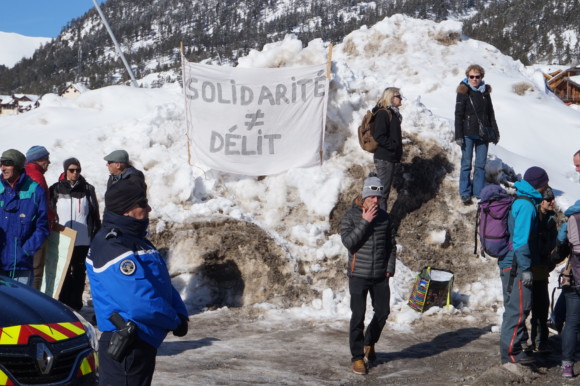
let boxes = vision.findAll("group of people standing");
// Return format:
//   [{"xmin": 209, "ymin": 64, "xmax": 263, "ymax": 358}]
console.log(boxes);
[
  {"xmin": 0, "ymin": 147, "xmax": 188, "ymax": 385},
  {"xmin": 340, "ymin": 63, "xmax": 580, "ymax": 379}
]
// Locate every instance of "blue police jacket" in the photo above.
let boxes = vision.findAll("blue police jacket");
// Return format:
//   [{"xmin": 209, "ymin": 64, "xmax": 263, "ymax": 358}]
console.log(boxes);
[
  {"xmin": 0, "ymin": 172, "xmax": 49, "ymax": 272},
  {"xmin": 86, "ymin": 210, "xmax": 188, "ymax": 348}
]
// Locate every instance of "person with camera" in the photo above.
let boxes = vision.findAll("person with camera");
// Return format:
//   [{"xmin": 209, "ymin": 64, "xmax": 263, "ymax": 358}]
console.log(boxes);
[{"xmin": 86, "ymin": 177, "xmax": 188, "ymax": 385}]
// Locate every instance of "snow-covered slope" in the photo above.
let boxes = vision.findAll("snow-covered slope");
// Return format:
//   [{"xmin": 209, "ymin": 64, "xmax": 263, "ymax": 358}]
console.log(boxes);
[{"xmin": 0, "ymin": 31, "xmax": 50, "ymax": 68}]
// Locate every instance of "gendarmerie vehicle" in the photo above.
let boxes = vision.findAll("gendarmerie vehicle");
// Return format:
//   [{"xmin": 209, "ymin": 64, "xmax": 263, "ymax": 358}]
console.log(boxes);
[{"xmin": 0, "ymin": 276, "xmax": 98, "ymax": 385}]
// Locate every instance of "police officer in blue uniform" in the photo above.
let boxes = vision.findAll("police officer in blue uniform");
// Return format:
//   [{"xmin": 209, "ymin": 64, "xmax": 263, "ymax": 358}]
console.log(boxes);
[{"xmin": 86, "ymin": 177, "xmax": 188, "ymax": 386}]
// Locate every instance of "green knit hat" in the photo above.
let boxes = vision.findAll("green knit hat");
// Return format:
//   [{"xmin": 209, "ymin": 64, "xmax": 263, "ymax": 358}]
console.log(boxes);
[{"xmin": 1, "ymin": 149, "xmax": 26, "ymax": 170}]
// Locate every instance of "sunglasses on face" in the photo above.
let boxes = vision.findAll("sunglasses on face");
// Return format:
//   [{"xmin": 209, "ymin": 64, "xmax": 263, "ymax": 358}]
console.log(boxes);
[
  {"xmin": 365, "ymin": 185, "xmax": 384, "ymax": 191},
  {"xmin": 67, "ymin": 168, "xmax": 81, "ymax": 173},
  {"xmin": 393, "ymin": 95, "xmax": 402, "ymax": 98},
  {"xmin": 469, "ymin": 75, "xmax": 481, "ymax": 79},
  {"xmin": 0, "ymin": 160, "xmax": 15, "ymax": 167},
  {"xmin": 137, "ymin": 199, "xmax": 149, "ymax": 208}
]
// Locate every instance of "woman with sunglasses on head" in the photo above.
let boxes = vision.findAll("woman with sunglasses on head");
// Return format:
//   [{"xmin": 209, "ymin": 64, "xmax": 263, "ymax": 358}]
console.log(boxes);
[
  {"xmin": 49, "ymin": 158, "xmax": 101, "ymax": 311},
  {"xmin": 371, "ymin": 87, "xmax": 403, "ymax": 210},
  {"xmin": 454, "ymin": 64, "xmax": 500, "ymax": 205}
]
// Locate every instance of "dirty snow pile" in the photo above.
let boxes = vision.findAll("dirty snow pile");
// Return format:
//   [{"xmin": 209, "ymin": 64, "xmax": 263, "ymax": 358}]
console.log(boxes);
[{"xmin": 1, "ymin": 14, "xmax": 579, "ymax": 330}]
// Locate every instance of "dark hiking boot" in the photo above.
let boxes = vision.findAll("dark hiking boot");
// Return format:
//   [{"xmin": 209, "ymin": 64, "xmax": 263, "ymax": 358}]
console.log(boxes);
[
  {"xmin": 511, "ymin": 351, "xmax": 535, "ymax": 364},
  {"xmin": 461, "ymin": 195, "xmax": 472, "ymax": 205},
  {"xmin": 352, "ymin": 360, "xmax": 367, "ymax": 375},
  {"xmin": 364, "ymin": 345, "xmax": 376, "ymax": 363}
]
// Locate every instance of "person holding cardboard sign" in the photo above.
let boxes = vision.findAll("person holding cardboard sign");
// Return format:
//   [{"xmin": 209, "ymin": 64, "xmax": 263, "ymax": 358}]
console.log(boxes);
[{"xmin": 49, "ymin": 157, "xmax": 101, "ymax": 310}]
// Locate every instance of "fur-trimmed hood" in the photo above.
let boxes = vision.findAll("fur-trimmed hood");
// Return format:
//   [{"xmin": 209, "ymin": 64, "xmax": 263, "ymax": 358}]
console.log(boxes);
[{"xmin": 456, "ymin": 82, "xmax": 492, "ymax": 95}]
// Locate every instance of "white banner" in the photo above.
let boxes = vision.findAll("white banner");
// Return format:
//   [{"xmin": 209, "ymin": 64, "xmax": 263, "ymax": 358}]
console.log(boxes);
[{"xmin": 182, "ymin": 58, "xmax": 329, "ymax": 175}]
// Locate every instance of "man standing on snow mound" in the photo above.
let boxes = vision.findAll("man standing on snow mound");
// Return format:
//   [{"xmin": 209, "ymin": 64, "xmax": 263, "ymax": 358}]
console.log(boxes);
[
  {"xmin": 104, "ymin": 149, "xmax": 145, "ymax": 190},
  {"xmin": 86, "ymin": 178, "xmax": 188, "ymax": 385},
  {"xmin": 340, "ymin": 172, "xmax": 397, "ymax": 375},
  {"xmin": 499, "ymin": 166, "xmax": 550, "ymax": 365}
]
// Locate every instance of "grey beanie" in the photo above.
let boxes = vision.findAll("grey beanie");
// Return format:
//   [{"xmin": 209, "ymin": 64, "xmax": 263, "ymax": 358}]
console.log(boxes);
[{"xmin": 362, "ymin": 173, "xmax": 384, "ymax": 199}]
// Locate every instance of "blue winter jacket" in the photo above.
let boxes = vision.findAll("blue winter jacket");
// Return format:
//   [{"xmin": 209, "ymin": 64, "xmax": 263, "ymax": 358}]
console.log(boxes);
[
  {"xmin": 86, "ymin": 210, "xmax": 188, "ymax": 348},
  {"xmin": 498, "ymin": 180, "xmax": 542, "ymax": 272},
  {"xmin": 0, "ymin": 173, "xmax": 49, "ymax": 272}
]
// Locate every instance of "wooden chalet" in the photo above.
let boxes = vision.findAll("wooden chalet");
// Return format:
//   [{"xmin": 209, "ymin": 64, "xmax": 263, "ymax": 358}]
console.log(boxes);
[
  {"xmin": 59, "ymin": 83, "xmax": 89, "ymax": 99},
  {"xmin": 544, "ymin": 65, "xmax": 580, "ymax": 105},
  {"xmin": 0, "ymin": 94, "xmax": 40, "ymax": 116}
]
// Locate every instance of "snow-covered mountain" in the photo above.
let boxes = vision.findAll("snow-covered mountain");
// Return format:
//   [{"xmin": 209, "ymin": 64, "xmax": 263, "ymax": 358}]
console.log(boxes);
[{"xmin": 0, "ymin": 31, "xmax": 50, "ymax": 68}]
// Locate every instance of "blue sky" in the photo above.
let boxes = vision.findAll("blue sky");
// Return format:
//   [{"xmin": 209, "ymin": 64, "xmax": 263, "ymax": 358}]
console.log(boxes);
[{"xmin": 0, "ymin": 0, "xmax": 105, "ymax": 38}]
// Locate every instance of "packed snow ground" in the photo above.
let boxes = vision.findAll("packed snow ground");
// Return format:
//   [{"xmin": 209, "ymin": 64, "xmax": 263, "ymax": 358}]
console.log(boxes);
[{"xmin": 1, "ymin": 14, "xmax": 580, "ymax": 336}]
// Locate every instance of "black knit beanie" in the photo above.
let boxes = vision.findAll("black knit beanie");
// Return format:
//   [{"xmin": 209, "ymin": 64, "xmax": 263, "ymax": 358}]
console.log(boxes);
[
  {"xmin": 63, "ymin": 157, "xmax": 81, "ymax": 172},
  {"xmin": 105, "ymin": 178, "xmax": 148, "ymax": 215}
]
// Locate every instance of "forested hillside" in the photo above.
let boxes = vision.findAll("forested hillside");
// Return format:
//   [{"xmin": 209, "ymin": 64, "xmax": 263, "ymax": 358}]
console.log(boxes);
[{"xmin": 0, "ymin": 0, "xmax": 577, "ymax": 95}]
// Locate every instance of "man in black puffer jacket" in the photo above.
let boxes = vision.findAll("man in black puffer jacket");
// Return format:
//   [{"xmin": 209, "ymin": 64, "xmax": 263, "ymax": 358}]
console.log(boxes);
[{"xmin": 340, "ymin": 173, "xmax": 397, "ymax": 375}]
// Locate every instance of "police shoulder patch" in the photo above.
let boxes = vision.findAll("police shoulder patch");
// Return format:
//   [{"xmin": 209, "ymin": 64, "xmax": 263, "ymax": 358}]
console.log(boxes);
[{"xmin": 119, "ymin": 259, "xmax": 136, "ymax": 276}]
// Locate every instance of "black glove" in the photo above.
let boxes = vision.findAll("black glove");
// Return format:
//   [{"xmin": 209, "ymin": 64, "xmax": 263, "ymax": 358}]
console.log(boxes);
[
  {"xmin": 521, "ymin": 270, "xmax": 533, "ymax": 287},
  {"xmin": 455, "ymin": 138, "xmax": 463, "ymax": 147},
  {"xmin": 173, "ymin": 314, "xmax": 189, "ymax": 337}
]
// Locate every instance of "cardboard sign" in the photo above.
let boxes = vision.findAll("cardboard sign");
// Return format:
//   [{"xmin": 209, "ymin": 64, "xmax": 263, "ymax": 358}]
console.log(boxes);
[{"xmin": 41, "ymin": 224, "xmax": 77, "ymax": 299}]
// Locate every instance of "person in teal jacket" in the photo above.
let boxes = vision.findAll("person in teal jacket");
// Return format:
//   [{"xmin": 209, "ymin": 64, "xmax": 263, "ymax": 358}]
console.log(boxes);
[
  {"xmin": 0, "ymin": 149, "xmax": 50, "ymax": 286},
  {"xmin": 499, "ymin": 166, "xmax": 549, "ymax": 365}
]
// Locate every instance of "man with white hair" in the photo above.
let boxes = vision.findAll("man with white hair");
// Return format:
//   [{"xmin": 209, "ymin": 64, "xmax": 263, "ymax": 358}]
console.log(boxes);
[{"xmin": 340, "ymin": 172, "xmax": 397, "ymax": 375}]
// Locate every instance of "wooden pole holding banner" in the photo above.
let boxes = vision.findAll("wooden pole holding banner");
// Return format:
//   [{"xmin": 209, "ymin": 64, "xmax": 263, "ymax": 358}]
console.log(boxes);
[
  {"xmin": 180, "ymin": 41, "xmax": 193, "ymax": 165},
  {"xmin": 320, "ymin": 43, "xmax": 333, "ymax": 165}
]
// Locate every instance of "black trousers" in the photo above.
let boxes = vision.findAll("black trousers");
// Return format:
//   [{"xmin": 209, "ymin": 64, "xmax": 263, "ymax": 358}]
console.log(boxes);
[
  {"xmin": 98, "ymin": 331, "xmax": 157, "ymax": 386},
  {"xmin": 530, "ymin": 279, "xmax": 549, "ymax": 349},
  {"xmin": 349, "ymin": 276, "xmax": 390, "ymax": 362},
  {"xmin": 59, "ymin": 245, "xmax": 89, "ymax": 311}
]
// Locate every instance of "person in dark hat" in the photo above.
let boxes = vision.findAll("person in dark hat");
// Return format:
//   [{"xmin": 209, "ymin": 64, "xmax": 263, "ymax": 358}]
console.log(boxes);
[
  {"xmin": 340, "ymin": 173, "xmax": 397, "ymax": 375},
  {"xmin": 25, "ymin": 145, "xmax": 56, "ymax": 289},
  {"xmin": 523, "ymin": 186, "xmax": 558, "ymax": 354},
  {"xmin": 86, "ymin": 178, "xmax": 188, "ymax": 385},
  {"xmin": 49, "ymin": 157, "xmax": 101, "ymax": 310},
  {"xmin": 0, "ymin": 149, "xmax": 49, "ymax": 286},
  {"xmin": 104, "ymin": 149, "xmax": 145, "ymax": 189},
  {"xmin": 498, "ymin": 166, "xmax": 550, "ymax": 365}
]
